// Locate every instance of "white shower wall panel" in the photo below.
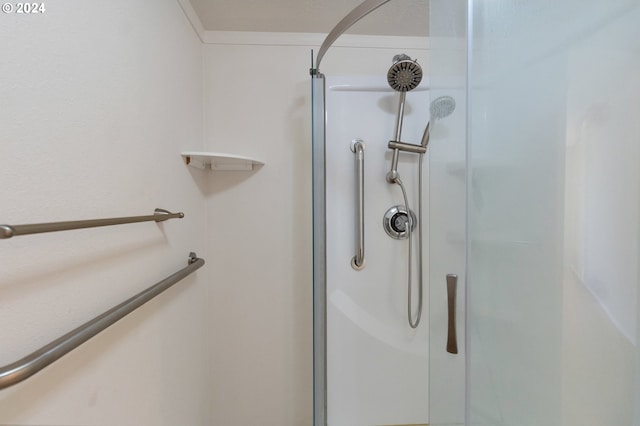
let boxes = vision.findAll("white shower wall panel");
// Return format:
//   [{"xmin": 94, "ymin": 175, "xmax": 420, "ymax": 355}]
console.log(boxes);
[{"xmin": 325, "ymin": 75, "xmax": 430, "ymax": 425}]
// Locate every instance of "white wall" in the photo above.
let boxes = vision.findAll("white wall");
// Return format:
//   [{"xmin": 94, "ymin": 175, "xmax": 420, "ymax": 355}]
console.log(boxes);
[
  {"xmin": 0, "ymin": 1, "xmax": 207, "ymax": 424},
  {"xmin": 202, "ymin": 36, "xmax": 428, "ymax": 425},
  {"xmin": 201, "ymin": 40, "xmax": 313, "ymax": 426}
]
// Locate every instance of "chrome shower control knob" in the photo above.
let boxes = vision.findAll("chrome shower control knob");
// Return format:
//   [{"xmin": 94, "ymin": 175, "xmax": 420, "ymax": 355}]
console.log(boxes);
[
  {"xmin": 383, "ymin": 205, "xmax": 416, "ymax": 240},
  {"xmin": 392, "ymin": 213, "xmax": 408, "ymax": 232}
]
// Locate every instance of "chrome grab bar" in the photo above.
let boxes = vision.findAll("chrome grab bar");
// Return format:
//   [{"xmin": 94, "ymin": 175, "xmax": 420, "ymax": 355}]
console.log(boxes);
[
  {"xmin": 446, "ymin": 274, "xmax": 459, "ymax": 354},
  {"xmin": 0, "ymin": 252, "xmax": 205, "ymax": 390},
  {"xmin": 0, "ymin": 208, "xmax": 184, "ymax": 239},
  {"xmin": 350, "ymin": 139, "xmax": 366, "ymax": 270}
]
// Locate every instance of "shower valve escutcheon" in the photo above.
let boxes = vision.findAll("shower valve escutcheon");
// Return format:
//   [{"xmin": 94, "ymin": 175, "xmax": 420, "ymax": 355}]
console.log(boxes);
[{"xmin": 383, "ymin": 205, "xmax": 416, "ymax": 240}]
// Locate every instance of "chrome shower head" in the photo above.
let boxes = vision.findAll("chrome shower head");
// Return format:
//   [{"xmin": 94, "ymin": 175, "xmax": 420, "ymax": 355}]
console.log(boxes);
[
  {"xmin": 386, "ymin": 55, "xmax": 424, "ymax": 184},
  {"xmin": 387, "ymin": 56, "xmax": 423, "ymax": 92},
  {"xmin": 430, "ymin": 96, "xmax": 456, "ymax": 120}
]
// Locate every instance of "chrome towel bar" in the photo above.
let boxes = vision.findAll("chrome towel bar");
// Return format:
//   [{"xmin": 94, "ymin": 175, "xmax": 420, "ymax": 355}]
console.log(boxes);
[
  {"xmin": 0, "ymin": 252, "xmax": 205, "ymax": 390},
  {"xmin": 0, "ymin": 208, "xmax": 184, "ymax": 239}
]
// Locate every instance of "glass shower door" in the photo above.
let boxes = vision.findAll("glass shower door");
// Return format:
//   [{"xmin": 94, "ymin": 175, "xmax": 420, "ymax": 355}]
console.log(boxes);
[
  {"xmin": 427, "ymin": 1, "xmax": 467, "ymax": 425},
  {"xmin": 465, "ymin": 0, "xmax": 640, "ymax": 424}
]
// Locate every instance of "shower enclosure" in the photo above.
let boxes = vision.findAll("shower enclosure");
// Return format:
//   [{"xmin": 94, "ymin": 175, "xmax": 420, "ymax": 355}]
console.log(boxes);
[{"xmin": 312, "ymin": 0, "xmax": 640, "ymax": 425}]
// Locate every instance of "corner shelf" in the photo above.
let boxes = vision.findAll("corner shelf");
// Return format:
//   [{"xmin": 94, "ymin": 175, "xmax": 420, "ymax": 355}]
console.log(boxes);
[{"xmin": 181, "ymin": 152, "xmax": 264, "ymax": 171}]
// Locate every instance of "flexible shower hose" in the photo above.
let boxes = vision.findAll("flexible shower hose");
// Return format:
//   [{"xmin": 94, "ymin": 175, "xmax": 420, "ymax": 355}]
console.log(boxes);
[{"xmin": 394, "ymin": 153, "xmax": 424, "ymax": 328}]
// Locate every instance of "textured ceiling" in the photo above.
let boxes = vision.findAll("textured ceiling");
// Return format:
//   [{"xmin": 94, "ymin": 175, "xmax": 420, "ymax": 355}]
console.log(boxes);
[{"xmin": 188, "ymin": 0, "xmax": 429, "ymax": 36}]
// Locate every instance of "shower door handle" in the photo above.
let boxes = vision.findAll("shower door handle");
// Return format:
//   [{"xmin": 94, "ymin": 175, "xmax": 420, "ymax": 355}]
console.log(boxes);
[
  {"xmin": 446, "ymin": 274, "xmax": 458, "ymax": 354},
  {"xmin": 350, "ymin": 139, "xmax": 365, "ymax": 270}
]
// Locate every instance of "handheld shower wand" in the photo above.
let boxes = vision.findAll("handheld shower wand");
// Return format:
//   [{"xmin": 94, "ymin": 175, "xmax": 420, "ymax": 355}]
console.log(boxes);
[{"xmin": 420, "ymin": 95, "xmax": 457, "ymax": 148}]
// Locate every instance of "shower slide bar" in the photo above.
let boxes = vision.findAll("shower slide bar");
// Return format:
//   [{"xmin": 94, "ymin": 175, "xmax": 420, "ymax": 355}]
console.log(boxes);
[
  {"xmin": 0, "ymin": 208, "xmax": 184, "ymax": 239},
  {"xmin": 351, "ymin": 139, "xmax": 366, "ymax": 270},
  {"xmin": 0, "ymin": 252, "xmax": 205, "ymax": 390}
]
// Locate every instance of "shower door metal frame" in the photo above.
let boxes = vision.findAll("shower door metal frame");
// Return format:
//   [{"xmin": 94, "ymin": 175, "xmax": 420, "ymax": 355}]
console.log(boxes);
[{"xmin": 311, "ymin": 72, "xmax": 327, "ymax": 426}]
